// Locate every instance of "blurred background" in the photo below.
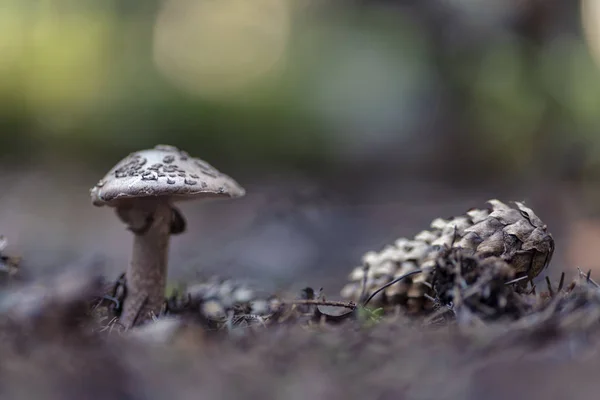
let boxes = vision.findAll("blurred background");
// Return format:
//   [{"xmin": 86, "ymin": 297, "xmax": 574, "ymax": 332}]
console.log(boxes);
[{"xmin": 0, "ymin": 0, "xmax": 599, "ymax": 294}]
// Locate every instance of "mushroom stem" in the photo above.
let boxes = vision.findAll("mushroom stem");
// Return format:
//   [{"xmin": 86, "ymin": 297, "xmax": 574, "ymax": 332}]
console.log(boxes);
[{"xmin": 119, "ymin": 199, "xmax": 172, "ymax": 328}]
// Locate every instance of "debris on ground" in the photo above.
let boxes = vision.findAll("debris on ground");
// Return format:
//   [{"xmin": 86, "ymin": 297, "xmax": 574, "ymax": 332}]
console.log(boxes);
[{"xmin": 3, "ymin": 200, "xmax": 600, "ymax": 399}]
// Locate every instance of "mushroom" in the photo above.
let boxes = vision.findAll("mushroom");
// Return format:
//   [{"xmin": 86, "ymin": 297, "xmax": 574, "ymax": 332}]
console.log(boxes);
[{"xmin": 90, "ymin": 144, "xmax": 245, "ymax": 328}]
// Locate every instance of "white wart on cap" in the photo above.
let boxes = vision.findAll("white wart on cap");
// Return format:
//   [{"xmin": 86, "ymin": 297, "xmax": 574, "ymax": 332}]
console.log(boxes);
[{"xmin": 90, "ymin": 144, "xmax": 245, "ymax": 207}]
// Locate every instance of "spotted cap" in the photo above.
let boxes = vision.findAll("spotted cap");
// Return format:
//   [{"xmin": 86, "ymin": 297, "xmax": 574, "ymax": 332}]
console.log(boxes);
[{"xmin": 90, "ymin": 145, "xmax": 245, "ymax": 207}]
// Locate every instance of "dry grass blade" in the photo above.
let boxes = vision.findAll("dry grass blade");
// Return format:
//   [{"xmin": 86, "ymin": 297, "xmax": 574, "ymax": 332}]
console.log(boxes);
[
  {"xmin": 362, "ymin": 268, "xmax": 428, "ymax": 307},
  {"xmin": 505, "ymin": 275, "xmax": 529, "ymax": 286}
]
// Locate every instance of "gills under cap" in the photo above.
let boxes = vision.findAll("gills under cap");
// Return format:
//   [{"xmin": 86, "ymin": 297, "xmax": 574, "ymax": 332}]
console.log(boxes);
[{"xmin": 90, "ymin": 144, "xmax": 245, "ymax": 207}]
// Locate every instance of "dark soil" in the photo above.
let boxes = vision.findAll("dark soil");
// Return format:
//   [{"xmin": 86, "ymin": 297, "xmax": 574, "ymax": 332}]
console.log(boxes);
[{"xmin": 1, "ymin": 254, "xmax": 600, "ymax": 400}]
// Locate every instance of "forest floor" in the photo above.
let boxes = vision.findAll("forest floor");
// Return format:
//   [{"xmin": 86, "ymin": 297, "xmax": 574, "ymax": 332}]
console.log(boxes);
[{"xmin": 1, "ymin": 247, "xmax": 600, "ymax": 400}]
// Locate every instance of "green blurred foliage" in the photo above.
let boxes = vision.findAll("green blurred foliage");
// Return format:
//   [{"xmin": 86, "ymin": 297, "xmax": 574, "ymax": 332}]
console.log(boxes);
[{"xmin": 0, "ymin": 0, "xmax": 599, "ymax": 178}]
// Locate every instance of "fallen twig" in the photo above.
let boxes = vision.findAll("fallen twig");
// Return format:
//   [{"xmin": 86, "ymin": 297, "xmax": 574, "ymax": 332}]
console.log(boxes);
[{"xmin": 284, "ymin": 299, "xmax": 357, "ymax": 310}]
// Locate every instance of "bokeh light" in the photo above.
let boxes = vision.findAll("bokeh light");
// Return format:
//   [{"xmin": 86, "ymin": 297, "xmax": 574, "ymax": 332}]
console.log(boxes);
[{"xmin": 153, "ymin": 0, "xmax": 292, "ymax": 100}]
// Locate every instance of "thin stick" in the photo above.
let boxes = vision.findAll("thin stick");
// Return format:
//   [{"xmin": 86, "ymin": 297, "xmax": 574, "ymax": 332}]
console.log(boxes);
[
  {"xmin": 558, "ymin": 272, "xmax": 565, "ymax": 292},
  {"xmin": 577, "ymin": 267, "xmax": 600, "ymax": 288},
  {"xmin": 528, "ymin": 284, "xmax": 537, "ymax": 296},
  {"xmin": 363, "ymin": 269, "xmax": 429, "ymax": 307},
  {"xmin": 284, "ymin": 299, "xmax": 356, "ymax": 310},
  {"xmin": 545, "ymin": 276, "xmax": 554, "ymax": 297},
  {"xmin": 504, "ymin": 275, "xmax": 529, "ymax": 286}
]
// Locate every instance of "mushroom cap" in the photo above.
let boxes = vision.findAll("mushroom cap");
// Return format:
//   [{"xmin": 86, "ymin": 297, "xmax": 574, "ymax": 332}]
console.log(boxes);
[{"xmin": 90, "ymin": 144, "xmax": 245, "ymax": 207}]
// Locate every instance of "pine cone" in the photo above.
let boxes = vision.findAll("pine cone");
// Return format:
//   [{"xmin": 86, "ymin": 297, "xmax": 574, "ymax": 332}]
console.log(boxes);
[
  {"xmin": 340, "ymin": 199, "xmax": 554, "ymax": 313},
  {"xmin": 431, "ymin": 247, "xmax": 529, "ymax": 320}
]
